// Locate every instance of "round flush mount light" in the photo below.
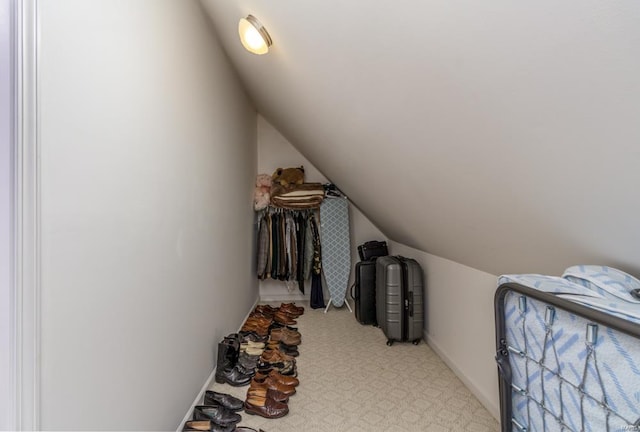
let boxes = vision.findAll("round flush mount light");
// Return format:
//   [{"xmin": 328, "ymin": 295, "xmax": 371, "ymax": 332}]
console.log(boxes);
[{"xmin": 238, "ymin": 15, "xmax": 273, "ymax": 55}]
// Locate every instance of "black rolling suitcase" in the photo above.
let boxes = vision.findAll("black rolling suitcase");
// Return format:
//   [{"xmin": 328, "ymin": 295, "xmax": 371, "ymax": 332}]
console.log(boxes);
[
  {"xmin": 376, "ymin": 256, "xmax": 424, "ymax": 346},
  {"xmin": 358, "ymin": 240, "xmax": 388, "ymax": 261},
  {"xmin": 352, "ymin": 260, "xmax": 377, "ymax": 325},
  {"xmin": 495, "ymin": 266, "xmax": 640, "ymax": 432}
]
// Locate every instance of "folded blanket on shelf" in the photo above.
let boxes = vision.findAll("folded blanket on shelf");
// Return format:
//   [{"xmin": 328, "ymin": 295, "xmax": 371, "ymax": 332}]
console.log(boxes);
[{"xmin": 271, "ymin": 182, "xmax": 325, "ymax": 209}]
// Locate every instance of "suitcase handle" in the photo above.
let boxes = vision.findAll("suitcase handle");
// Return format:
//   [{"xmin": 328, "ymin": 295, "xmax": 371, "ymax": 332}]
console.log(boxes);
[{"xmin": 350, "ymin": 282, "xmax": 358, "ymax": 300}]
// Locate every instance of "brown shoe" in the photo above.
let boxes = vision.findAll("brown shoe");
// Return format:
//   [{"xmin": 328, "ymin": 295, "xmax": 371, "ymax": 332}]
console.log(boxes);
[
  {"xmin": 270, "ymin": 327, "xmax": 301, "ymax": 342},
  {"xmin": 244, "ymin": 317, "xmax": 272, "ymax": 327},
  {"xmin": 255, "ymin": 370, "xmax": 299, "ymax": 387},
  {"xmin": 246, "ymin": 386, "xmax": 290, "ymax": 403},
  {"xmin": 279, "ymin": 303, "xmax": 304, "ymax": 316},
  {"xmin": 280, "ymin": 333, "xmax": 301, "ymax": 346},
  {"xmin": 251, "ymin": 376, "xmax": 296, "ymax": 396},
  {"xmin": 271, "ymin": 328, "xmax": 301, "ymax": 346},
  {"xmin": 255, "ymin": 304, "xmax": 277, "ymax": 313},
  {"xmin": 182, "ymin": 420, "xmax": 222, "ymax": 431},
  {"xmin": 244, "ymin": 395, "xmax": 289, "ymax": 419},
  {"xmin": 240, "ymin": 324, "xmax": 269, "ymax": 337},
  {"xmin": 273, "ymin": 311, "xmax": 297, "ymax": 326},
  {"xmin": 260, "ymin": 349, "xmax": 295, "ymax": 363}
]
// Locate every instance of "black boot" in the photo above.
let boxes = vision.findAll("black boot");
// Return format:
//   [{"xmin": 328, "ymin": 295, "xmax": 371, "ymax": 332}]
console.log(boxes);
[
  {"xmin": 215, "ymin": 341, "xmax": 252, "ymax": 386},
  {"xmin": 215, "ymin": 365, "xmax": 252, "ymax": 386},
  {"xmin": 223, "ymin": 333, "xmax": 240, "ymax": 349},
  {"xmin": 238, "ymin": 352, "xmax": 260, "ymax": 371}
]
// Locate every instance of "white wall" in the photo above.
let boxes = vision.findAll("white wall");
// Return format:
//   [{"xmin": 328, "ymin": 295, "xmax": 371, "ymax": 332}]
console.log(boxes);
[
  {"xmin": 257, "ymin": 115, "xmax": 387, "ymax": 302},
  {"xmin": 0, "ymin": 0, "xmax": 13, "ymax": 429},
  {"xmin": 38, "ymin": 1, "xmax": 257, "ymax": 430},
  {"xmin": 389, "ymin": 241, "xmax": 500, "ymax": 420}
]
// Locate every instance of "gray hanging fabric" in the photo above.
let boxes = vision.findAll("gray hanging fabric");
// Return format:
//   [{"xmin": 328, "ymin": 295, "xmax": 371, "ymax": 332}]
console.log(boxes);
[{"xmin": 303, "ymin": 212, "xmax": 315, "ymax": 280}]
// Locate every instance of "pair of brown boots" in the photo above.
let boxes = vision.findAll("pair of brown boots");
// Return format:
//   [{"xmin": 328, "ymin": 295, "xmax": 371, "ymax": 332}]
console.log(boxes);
[
  {"xmin": 240, "ymin": 315, "xmax": 273, "ymax": 337},
  {"xmin": 244, "ymin": 371, "xmax": 300, "ymax": 419},
  {"xmin": 270, "ymin": 327, "xmax": 301, "ymax": 346},
  {"xmin": 279, "ymin": 303, "xmax": 304, "ymax": 317},
  {"xmin": 253, "ymin": 303, "xmax": 304, "ymax": 325},
  {"xmin": 274, "ymin": 303, "xmax": 304, "ymax": 325}
]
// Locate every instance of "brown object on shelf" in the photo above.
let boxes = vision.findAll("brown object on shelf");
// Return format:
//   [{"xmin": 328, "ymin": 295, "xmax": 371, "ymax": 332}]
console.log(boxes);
[{"xmin": 270, "ymin": 182, "xmax": 324, "ymax": 209}]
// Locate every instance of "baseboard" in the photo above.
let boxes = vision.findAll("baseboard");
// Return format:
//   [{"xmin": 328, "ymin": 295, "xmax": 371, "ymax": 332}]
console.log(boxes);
[
  {"xmin": 424, "ymin": 330, "xmax": 500, "ymax": 422},
  {"xmin": 176, "ymin": 369, "xmax": 215, "ymax": 432},
  {"xmin": 176, "ymin": 298, "xmax": 260, "ymax": 432}
]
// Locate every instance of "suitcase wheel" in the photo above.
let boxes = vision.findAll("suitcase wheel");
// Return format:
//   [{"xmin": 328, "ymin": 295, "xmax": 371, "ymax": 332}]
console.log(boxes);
[
  {"xmin": 386, "ymin": 339, "xmax": 394, "ymax": 346},
  {"xmin": 412, "ymin": 339, "xmax": 420, "ymax": 345}
]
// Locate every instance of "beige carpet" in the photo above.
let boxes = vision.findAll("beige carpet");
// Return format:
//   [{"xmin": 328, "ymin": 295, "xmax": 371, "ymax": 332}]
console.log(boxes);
[{"xmin": 206, "ymin": 302, "xmax": 500, "ymax": 432}]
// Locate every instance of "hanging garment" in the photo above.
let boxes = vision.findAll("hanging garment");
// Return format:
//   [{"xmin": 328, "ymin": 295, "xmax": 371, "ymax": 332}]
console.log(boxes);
[
  {"xmin": 295, "ymin": 212, "xmax": 307, "ymax": 293},
  {"xmin": 309, "ymin": 213, "xmax": 324, "ymax": 309},
  {"xmin": 266, "ymin": 212, "xmax": 273, "ymax": 279},
  {"xmin": 271, "ymin": 212, "xmax": 280, "ymax": 280},
  {"xmin": 303, "ymin": 212, "xmax": 315, "ymax": 280},
  {"xmin": 284, "ymin": 213, "xmax": 293, "ymax": 279},
  {"xmin": 256, "ymin": 212, "xmax": 269, "ymax": 279},
  {"xmin": 278, "ymin": 212, "xmax": 287, "ymax": 280},
  {"xmin": 287, "ymin": 212, "xmax": 297, "ymax": 280},
  {"xmin": 319, "ymin": 197, "xmax": 351, "ymax": 308},
  {"xmin": 310, "ymin": 273, "xmax": 325, "ymax": 309}
]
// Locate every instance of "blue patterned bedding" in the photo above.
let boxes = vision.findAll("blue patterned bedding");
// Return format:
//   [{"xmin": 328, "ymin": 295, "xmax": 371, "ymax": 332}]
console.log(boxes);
[
  {"xmin": 500, "ymin": 265, "xmax": 640, "ymax": 325},
  {"xmin": 498, "ymin": 266, "xmax": 640, "ymax": 432}
]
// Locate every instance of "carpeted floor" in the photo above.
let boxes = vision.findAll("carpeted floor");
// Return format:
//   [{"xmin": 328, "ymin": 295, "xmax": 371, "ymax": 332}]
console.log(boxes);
[{"xmin": 207, "ymin": 302, "xmax": 500, "ymax": 432}]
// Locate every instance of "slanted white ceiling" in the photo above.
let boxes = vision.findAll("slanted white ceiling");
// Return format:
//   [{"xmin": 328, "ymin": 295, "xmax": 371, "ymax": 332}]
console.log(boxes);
[{"xmin": 201, "ymin": 0, "xmax": 640, "ymax": 276}]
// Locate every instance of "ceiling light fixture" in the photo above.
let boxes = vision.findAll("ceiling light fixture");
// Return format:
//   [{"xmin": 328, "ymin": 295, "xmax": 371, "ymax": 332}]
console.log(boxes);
[{"xmin": 238, "ymin": 15, "xmax": 272, "ymax": 55}]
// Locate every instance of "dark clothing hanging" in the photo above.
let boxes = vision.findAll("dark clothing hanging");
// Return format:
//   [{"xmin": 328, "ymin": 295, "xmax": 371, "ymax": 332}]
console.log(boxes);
[
  {"xmin": 266, "ymin": 212, "xmax": 273, "ymax": 279},
  {"xmin": 310, "ymin": 273, "xmax": 325, "ymax": 309},
  {"xmin": 295, "ymin": 212, "xmax": 307, "ymax": 293},
  {"xmin": 256, "ymin": 208, "xmax": 321, "ymax": 288},
  {"xmin": 270, "ymin": 212, "xmax": 279, "ymax": 280},
  {"xmin": 287, "ymin": 212, "xmax": 297, "ymax": 281},
  {"xmin": 309, "ymin": 213, "xmax": 325, "ymax": 309},
  {"xmin": 256, "ymin": 213, "xmax": 269, "ymax": 279},
  {"xmin": 278, "ymin": 212, "xmax": 287, "ymax": 281}
]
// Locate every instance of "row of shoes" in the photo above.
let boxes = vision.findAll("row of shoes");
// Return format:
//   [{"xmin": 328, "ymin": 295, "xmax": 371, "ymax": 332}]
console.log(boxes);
[
  {"xmin": 183, "ymin": 303, "xmax": 304, "ymax": 431},
  {"xmin": 242, "ymin": 304, "xmax": 304, "ymax": 420}
]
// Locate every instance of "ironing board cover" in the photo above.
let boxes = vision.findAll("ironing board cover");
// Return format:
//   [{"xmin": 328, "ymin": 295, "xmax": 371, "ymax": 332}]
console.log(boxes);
[{"xmin": 319, "ymin": 198, "xmax": 351, "ymax": 307}]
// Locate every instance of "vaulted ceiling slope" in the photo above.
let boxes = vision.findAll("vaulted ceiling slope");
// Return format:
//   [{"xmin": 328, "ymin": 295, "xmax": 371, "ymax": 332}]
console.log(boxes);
[{"xmin": 201, "ymin": 0, "xmax": 640, "ymax": 276}]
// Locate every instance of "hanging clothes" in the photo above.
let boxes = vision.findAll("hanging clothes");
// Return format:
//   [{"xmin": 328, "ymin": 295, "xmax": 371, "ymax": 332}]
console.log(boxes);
[
  {"xmin": 266, "ymin": 212, "xmax": 273, "ymax": 279},
  {"xmin": 278, "ymin": 212, "xmax": 286, "ymax": 280},
  {"xmin": 255, "ymin": 208, "xmax": 321, "ymax": 287},
  {"xmin": 256, "ymin": 212, "xmax": 269, "ymax": 279},
  {"xmin": 286, "ymin": 212, "xmax": 297, "ymax": 281},
  {"xmin": 295, "ymin": 212, "xmax": 307, "ymax": 293},
  {"xmin": 270, "ymin": 211, "xmax": 280, "ymax": 280},
  {"xmin": 303, "ymin": 212, "xmax": 314, "ymax": 281},
  {"xmin": 309, "ymin": 212, "xmax": 325, "ymax": 309}
]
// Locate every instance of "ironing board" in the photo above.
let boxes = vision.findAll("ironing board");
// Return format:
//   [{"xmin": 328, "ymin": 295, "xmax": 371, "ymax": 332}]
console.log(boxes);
[{"xmin": 319, "ymin": 197, "xmax": 352, "ymax": 312}]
